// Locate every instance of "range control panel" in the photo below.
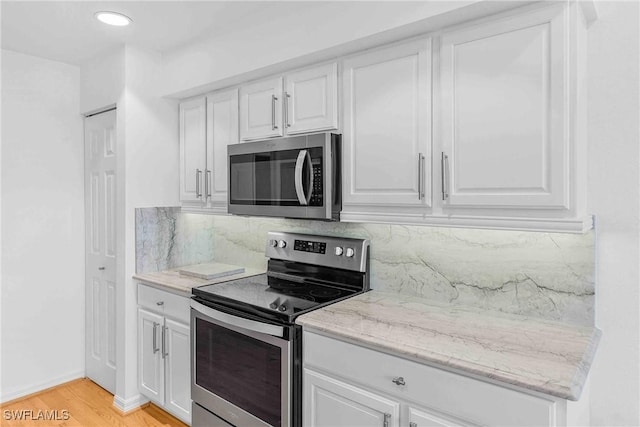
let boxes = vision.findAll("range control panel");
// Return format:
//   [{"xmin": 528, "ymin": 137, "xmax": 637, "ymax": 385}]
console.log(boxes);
[
  {"xmin": 265, "ymin": 231, "xmax": 369, "ymax": 272},
  {"xmin": 293, "ymin": 239, "xmax": 327, "ymax": 254}
]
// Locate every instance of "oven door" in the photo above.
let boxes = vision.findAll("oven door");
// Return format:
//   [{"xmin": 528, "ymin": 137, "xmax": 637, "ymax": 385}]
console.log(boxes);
[
  {"xmin": 228, "ymin": 133, "xmax": 339, "ymax": 220},
  {"xmin": 191, "ymin": 300, "xmax": 290, "ymax": 427}
]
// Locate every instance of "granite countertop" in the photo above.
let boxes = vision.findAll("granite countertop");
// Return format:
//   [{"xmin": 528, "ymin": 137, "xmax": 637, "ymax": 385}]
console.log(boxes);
[
  {"xmin": 296, "ymin": 291, "xmax": 600, "ymax": 401},
  {"xmin": 133, "ymin": 266, "xmax": 265, "ymax": 295}
]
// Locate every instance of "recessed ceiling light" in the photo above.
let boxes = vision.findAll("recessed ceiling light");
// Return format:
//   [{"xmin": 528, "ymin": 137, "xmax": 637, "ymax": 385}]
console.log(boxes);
[{"xmin": 95, "ymin": 11, "xmax": 132, "ymax": 27}]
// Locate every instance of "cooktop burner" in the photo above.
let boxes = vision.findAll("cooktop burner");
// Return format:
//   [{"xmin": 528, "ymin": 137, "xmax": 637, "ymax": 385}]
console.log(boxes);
[{"xmin": 192, "ymin": 231, "xmax": 370, "ymax": 324}]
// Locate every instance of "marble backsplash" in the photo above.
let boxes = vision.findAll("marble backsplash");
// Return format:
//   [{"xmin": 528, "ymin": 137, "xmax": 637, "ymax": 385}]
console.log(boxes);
[
  {"xmin": 135, "ymin": 208, "xmax": 595, "ymax": 325},
  {"xmin": 135, "ymin": 207, "xmax": 216, "ymax": 273}
]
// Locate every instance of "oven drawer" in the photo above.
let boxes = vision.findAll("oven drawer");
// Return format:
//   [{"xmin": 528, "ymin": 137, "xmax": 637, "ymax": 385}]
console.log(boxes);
[
  {"xmin": 138, "ymin": 283, "xmax": 190, "ymax": 323},
  {"xmin": 192, "ymin": 402, "xmax": 233, "ymax": 427},
  {"xmin": 304, "ymin": 331, "xmax": 556, "ymax": 426}
]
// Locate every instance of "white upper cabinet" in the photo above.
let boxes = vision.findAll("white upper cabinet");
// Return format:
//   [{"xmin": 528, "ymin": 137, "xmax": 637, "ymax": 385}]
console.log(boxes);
[
  {"xmin": 207, "ymin": 89, "xmax": 239, "ymax": 212},
  {"xmin": 439, "ymin": 5, "xmax": 569, "ymax": 210},
  {"xmin": 180, "ymin": 89, "xmax": 239, "ymax": 213},
  {"xmin": 176, "ymin": 2, "xmax": 592, "ymax": 232},
  {"xmin": 240, "ymin": 77, "xmax": 283, "ymax": 141},
  {"xmin": 284, "ymin": 63, "xmax": 338, "ymax": 135},
  {"xmin": 342, "ymin": 38, "xmax": 432, "ymax": 209},
  {"xmin": 179, "ymin": 97, "xmax": 207, "ymax": 203},
  {"xmin": 240, "ymin": 63, "xmax": 338, "ymax": 141}
]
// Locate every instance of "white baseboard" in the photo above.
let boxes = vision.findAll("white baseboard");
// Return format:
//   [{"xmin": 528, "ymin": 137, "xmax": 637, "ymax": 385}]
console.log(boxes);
[
  {"xmin": 1, "ymin": 370, "xmax": 85, "ymax": 403},
  {"xmin": 113, "ymin": 393, "xmax": 149, "ymax": 413}
]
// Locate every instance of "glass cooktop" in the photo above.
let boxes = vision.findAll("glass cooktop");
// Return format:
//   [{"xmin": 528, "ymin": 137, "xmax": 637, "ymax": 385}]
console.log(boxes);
[{"xmin": 192, "ymin": 273, "xmax": 358, "ymax": 322}]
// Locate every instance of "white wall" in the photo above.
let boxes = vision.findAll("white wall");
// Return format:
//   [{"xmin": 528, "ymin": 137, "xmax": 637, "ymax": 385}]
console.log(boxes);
[
  {"xmin": 80, "ymin": 45, "xmax": 179, "ymax": 409},
  {"xmin": 80, "ymin": 47, "xmax": 125, "ymax": 114},
  {"xmin": 586, "ymin": 1, "xmax": 640, "ymax": 424},
  {"xmin": 119, "ymin": 45, "xmax": 179, "ymax": 407},
  {"xmin": 0, "ymin": 50, "xmax": 84, "ymax": 401},
  {"xmin": 161, "ymin": 1, "xmax": 482, "ymax": 96}
]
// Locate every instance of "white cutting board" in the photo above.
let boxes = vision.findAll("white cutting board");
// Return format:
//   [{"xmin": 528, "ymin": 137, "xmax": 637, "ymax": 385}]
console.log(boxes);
[{"xmin": 178, "ymin": 262, "xmax": 245, "ymax": 280}]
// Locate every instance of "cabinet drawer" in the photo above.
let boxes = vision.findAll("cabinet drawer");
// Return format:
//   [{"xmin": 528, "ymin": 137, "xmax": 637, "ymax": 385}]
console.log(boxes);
[
  {"xmin": 304, "ymin": 331, "xmax": 556, "ymax": 427},
  {"xmin": 138, "ymin": 284, "xmax": 190, "ymax": 324}
]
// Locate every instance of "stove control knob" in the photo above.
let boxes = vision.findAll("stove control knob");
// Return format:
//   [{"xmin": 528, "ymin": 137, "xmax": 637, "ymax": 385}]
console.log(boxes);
[
  {"xmin": 269, "ymin": 302, "xmax": 278, "ymax": 309},
  {"xmin": 345, "ymin": 248, "xmax": 355, "ymax": 258},
  {"xmin": 278, "ymin": 240, "xmax": 287, "ymax": 248},
  {"xmin": 278, "ymin": 304, "xmax": 287, "ymax": 312},
  {"xmin": 269, "ymin": 239, "xmax": 278, "ymax": 247},
  {"xmin": 335, "ymin": 246, "xmax": 344, "ymax": 256}
]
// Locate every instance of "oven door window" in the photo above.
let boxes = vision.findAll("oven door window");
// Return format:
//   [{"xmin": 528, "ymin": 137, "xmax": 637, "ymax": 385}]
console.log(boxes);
[
  {"xmin": 195, "ymin": 317, "xmax": 283, "ymax": 426},
  {"xmin": 229, "ymin": 147, "xmax": 323, "ymax": 207}
]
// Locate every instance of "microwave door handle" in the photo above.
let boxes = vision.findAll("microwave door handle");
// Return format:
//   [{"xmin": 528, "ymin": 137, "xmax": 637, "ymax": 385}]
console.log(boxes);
[{"xmin": 295, "ymin": 150, "xmax": 308, "ymax": 205}]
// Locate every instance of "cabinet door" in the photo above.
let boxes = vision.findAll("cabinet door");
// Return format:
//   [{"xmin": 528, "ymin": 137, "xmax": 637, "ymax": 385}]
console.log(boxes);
[
  {"xmin": 164, "ymin": 318, "xmax": 191, "ymax": 424},
  {"xmin": 284, "ymin": 63, "xmax": 338, "ymax": 135},
  {"xmin": 343, "ymin": 38, "xmax": 432, "ymax": 207},
  {"xmin": 240, "ymin": 77, "xmax": 283, "ymax": 140},
  {"xmin": 304, "ymin": 368, "xmax": 400, "ymax": 427},
  {"xmin": 206, "ymin": 89, "xmax": 239, "ymax": 211},
  {"xmin": 440, "ymin": 6, "xmax": 568, "ymax": 209},
  {"xmin": 179, "ymin": 97, "xmax": 207, "ymax": 203},
  {"xmin": 408, "ymin": 406, "xmax": 472, "ymax": 427},
  {"xmin": 138, "ymin": 308, "xmax": 164, "ymax": 406}
]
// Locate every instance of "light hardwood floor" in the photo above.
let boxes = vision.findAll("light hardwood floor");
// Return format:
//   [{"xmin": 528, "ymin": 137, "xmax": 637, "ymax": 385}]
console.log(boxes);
[{"xmin": 1, "ymin": 378, "xmax": 189, "ymax": 427}]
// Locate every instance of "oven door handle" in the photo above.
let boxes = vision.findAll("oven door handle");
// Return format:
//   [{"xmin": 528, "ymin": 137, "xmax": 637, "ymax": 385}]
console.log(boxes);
[
  {"xmin": 294, "ymin": 149, "xmax": 312, "ymax": 206},
  {"xmin": 191, "ymin": 300, "xmax": 286, "ymax": 338}
]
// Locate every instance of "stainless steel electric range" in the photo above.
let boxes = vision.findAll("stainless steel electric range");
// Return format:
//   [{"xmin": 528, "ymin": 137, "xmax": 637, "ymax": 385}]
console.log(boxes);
[{"xmin": 190, "ymin": 231, "xmax": 370, "ymax": 427}]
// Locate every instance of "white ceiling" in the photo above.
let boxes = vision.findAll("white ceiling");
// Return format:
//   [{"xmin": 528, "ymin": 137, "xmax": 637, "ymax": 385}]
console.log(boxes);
[{"xmin": 1, "ymin": 1, "xmax": 290, "ymax": 65}]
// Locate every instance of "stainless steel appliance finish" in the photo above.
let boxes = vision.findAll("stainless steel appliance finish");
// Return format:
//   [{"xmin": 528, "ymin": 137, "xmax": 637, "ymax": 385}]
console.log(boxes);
[
  {"xmin": 227, "ymin": 133, "xmax": 341, "ymax": 221},
  {"xmin": 192, "ymin": 402, "xmax": 234, "ymax": 427},
  {"xmin": 191, "ymin": 231, "xmax": 370, "ymax": 427},
  {"xmin": 191, "ymin": 301, "xmax": 291, "ymax": 427}
]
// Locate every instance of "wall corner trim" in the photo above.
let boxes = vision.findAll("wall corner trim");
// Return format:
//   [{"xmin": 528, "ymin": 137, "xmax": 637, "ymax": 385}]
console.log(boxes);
[{"xmin": 112, "ymin": 393, "xmax": 149, "ymax": 414}]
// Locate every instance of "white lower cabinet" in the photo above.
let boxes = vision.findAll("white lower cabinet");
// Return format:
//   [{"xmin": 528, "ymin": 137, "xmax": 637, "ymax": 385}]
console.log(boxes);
[
  {"xmin": 303, "ymin": 331, "xmax": 571, "ymax": 427},
  {"xmin": 137, "ymin": 284, "xmax": 191, "ymax": 424},
  {"xmin": 304, "ymin": 368, "xmax": 466, "ymax": 427},
  {"xmin": 407, "ymin": 405, "xmax": 469, "ymax": 427},
  {"xmin": 305, "ymin": 369, "xmax": 400, "ymax": 427}
]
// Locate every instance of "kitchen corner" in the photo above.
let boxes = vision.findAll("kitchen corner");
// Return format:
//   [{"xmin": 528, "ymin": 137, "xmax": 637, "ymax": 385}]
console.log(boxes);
[
  {"xmin": 133, "ymin": 204, "xmax": 599, "ymax": 426},
  {"xmin": 4, "ymin": 1, "xmax": 638, "ymax": 426}
]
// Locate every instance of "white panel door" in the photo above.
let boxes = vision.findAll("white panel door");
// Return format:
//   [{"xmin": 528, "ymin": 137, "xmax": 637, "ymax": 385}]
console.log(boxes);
[
  {"xmin": 284, "ymin": 63, "xmax": 338, "ymax": 134},
  {"xmin": 206, "ymin": 89, "xmax": 239, "ymax": 211},
  {"xmin": 180, "ymin": 97, "xmax": 207, "ymax": 203},
  {"xmin": 304, "ymin": 369, "xmax": 400, "ymax": 427},
  {"xmin": 138, "ymin": 308, "xmax": 165, "ymax": 406},
  {"xmin": 84, "ymin": 109, "xmax": 117, "ymax": 394},
  {"xmin": 343, "ymin": 39, "xmax": 432, "ymax": 207},
  {"xmin": 440, "ymin": 6, "xmax": 568, "ymax": 209},
  {"xmin": 164, "ymin": 318, "xmax": 191, "ymax": 424},
  {"xmin": 240, "ymin": 77, "xmax": 283, "ymax": 140}
]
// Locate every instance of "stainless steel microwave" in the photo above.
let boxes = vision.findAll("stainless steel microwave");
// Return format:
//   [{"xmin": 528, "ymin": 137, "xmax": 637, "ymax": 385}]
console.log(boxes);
[
  {"xmin": 227, "ymin": 133, "xmax": 342, "ymax": 221},
  {"xmin": 228, "ymin": 133, "xmax": 341, "ymax": 221}
]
